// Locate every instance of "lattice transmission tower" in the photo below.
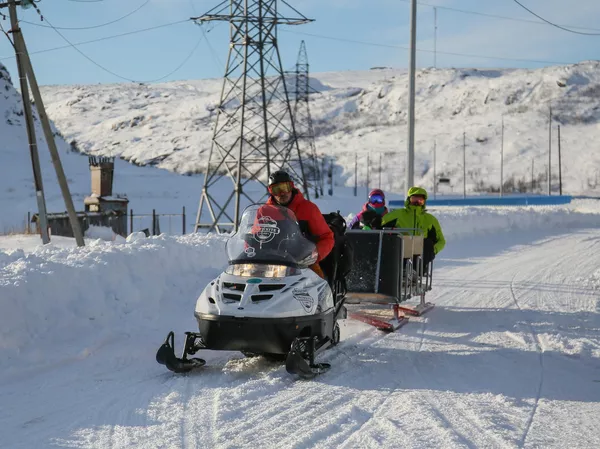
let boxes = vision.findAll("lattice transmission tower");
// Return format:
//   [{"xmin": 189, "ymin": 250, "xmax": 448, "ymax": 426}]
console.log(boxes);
[
  {"xmin": 292, "ymin": 41, "xmax": 322, "ymax": 198},
  {"xmin": 193, "ymin": 0, "xmax": 313, "ymax": 233}
]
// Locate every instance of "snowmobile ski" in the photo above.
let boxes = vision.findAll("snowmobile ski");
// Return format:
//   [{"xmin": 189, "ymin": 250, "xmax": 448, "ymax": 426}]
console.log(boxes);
[{"xmin": 156, "ymin": 332, "xmax": 206, "ymax": 373}]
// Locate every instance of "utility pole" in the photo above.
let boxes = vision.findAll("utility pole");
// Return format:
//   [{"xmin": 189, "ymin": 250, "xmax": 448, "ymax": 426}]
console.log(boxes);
[
  {"xmin": 321, "ymin": 156, "xmax": 327, "ymax": 196},
  {"xmin": 8, "ymin": 0, "xmax": 85, "ymax": 246},
  {"xmin": 406, "ymin": 0, "xmax": 417, "ymax": 193},
  {"xmin": 378, "ymin": 152, "xmax": 382, "ymax": 189},
  {"xmin": 327, "ymin": 159, "xmax": 333, "ymax": 196},
  {"xmin": 433, "ymin": 140, "xmax": 437, "ymax": 200},
  {"xmin": 558, "ymin": 124, "xmax": 563, "ymax": 195},
  {"xmin": 531, "ymin": 159, "xmax": 534, "ymax": 193},
  {"xmin": 500, "ymin": 116, "xmax": 504, "ymax": 197},
  {"xmin": 354, "ymin": 152, "xmax": 358, "ymax": 197},
  {"xmin": 366, "ymin": 154, "xmax": 370, "ymax": 199},
  {"xmin": 548, "ymin": 105, "xmax": 552, "ymax": 196},
  {"xmin": 433, "ymin": 7, "xmax": 437, "ymax": 68},
  {"xmin": 7, "ymin": 0, "xmax": 49, "ymax": 244},
  {"xmin": 463, "ymin": 131, "xmax": 466, "ymax": 199}
]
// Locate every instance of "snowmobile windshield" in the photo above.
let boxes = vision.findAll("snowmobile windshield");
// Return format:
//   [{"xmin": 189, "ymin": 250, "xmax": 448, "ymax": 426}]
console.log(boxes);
[{"xmin": 226, "ymin": 204, "xmax": 319, "ymax": 269}]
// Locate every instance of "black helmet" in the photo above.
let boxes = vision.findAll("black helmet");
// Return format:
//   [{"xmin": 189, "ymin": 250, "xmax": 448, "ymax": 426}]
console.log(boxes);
[{"xmin": 268, "ymin": 170, "xmax": 292, "ymax": 186}]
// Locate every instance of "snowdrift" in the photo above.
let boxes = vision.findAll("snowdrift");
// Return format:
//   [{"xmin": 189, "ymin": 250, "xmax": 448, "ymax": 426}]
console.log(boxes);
[{"xmin": 0, "ymin": 233, "xmax": 227, "ymax": 378}]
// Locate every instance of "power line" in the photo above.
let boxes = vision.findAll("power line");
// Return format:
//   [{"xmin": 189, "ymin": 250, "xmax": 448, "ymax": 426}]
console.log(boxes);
[
  {"xmin": 0, "ymin": 19, "xmax": 190, "ymax": 61},
  {"xmin": 21, "ymin": 0, "xmax": 151, "ymax": 30},
  {"xmin": 400, "ymin": 0, "xmax": 600, "ymax": 33},
  {"xmin": 280, "ymin": 29, "xmax": 575, "ymax": 65},
  {"xmin": 40, "ymin": 12, "xmax": 202, "ymax": 83},
  {"xmin": 511, "ymin": 0, "xmax": 600, "ymax": 36}
]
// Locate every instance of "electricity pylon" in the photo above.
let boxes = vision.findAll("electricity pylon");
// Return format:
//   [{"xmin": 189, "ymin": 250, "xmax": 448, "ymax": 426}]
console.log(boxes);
[
  {"xmin": 193, "ymin": 0, "xmax": 313, "ymax": 233},
  {"xmin": 293, "ymin": 41, "xmax": 322, "ymax": 198}
]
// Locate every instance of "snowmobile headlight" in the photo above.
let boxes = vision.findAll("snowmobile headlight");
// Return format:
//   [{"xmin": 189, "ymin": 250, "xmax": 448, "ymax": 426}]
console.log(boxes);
[{"xmin": 226, "ymin": 264, "xmax": 298, "ymax": 278}]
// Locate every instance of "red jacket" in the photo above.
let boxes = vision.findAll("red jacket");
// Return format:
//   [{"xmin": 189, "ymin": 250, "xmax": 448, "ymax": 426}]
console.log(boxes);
[{"xmin": 267, "ymin": 190, "xmax": 334, "ymax": 262}]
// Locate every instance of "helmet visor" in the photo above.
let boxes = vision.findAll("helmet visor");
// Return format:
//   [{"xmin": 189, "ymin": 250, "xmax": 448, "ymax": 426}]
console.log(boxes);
[{"xmin": 269, "ymin": 181, "xmax": 293, "ymax": 196}]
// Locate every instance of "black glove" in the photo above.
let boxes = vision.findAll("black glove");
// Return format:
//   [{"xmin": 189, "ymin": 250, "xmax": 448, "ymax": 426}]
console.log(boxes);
[{"xmin": 360, "ymin": 210, "xmax": 382, "ymax": 229}]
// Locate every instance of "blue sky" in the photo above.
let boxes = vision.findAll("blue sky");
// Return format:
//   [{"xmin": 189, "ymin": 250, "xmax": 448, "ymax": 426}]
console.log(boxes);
[{"xmin": 0, "ymin": 0, "xmax": 599, "ymax": 86}]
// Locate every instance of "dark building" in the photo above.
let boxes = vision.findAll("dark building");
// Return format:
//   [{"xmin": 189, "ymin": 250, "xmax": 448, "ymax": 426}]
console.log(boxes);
[{"xmin": 33, "ymin": 157, "xmax": 129, "ymax": 238}]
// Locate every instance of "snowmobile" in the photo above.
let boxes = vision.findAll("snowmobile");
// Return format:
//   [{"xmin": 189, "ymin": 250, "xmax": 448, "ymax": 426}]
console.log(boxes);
[{"xmin": 156, "ymin": 204, "xmax": 348, "ymax": 379}]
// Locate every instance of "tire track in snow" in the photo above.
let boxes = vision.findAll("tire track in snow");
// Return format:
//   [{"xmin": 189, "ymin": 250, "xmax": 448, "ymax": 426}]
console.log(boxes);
[
  {"xmin": 212, "ymin": 326, "xmax": 403, "ymax": 448},
  {"xmin": 509, "ymin": 272, "xmax": 545, "ymax": 449},
  {"xmin": 407, "ymin": 256, "xmax": 536, "ymax": 449}
]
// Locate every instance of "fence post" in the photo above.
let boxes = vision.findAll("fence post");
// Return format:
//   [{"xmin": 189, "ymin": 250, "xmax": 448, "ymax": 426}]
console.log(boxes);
[
  {"xmin": 152, "ymin": 209, "xmax": 156, "ymax": 236},
  {"xmin": 129, "ymin": 209, "xmax": 133, "ymax": 235},
  {"xmin": 182, "ymin": 206, "xmax": 186, "ymax": 235},
  {"xmin": 27, "ymin": 211, "xmax": 31, "ymax": 234}
]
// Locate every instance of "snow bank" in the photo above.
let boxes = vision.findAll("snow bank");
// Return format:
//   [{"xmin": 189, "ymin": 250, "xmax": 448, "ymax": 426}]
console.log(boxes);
[
  {"xmin": 433, "ymin": 201, "xmax": 600, "ymax": 240},
  {"xmin": 0, "ymin": 233, "xmax": 227, "ymax": 376}
]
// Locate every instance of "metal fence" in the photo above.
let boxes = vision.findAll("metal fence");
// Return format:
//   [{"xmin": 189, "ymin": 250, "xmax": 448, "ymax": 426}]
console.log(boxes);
[{"xmin": 129, "ymin": 207, "xmax": 187, "ymax": 236}]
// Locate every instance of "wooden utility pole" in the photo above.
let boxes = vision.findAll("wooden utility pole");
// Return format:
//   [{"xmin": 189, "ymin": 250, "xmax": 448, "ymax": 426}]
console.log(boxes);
[
  {"xmin": 548, "ymin": 105, "xmax": 552, "ymax": 196},
  {"xmin": 6, "ymin": 0, "xmax": 85, "ymax": 246},
  {"xmin": 354, "ymin": 152, "xmax": 357, "ymax": 197},
  {"xmin": 531, "ymin": 159, "xmax": 534, "ymax": 193},
  {"xmin": 366, "ymin": 154, "xmax": 370, "ymax": 199},
  {"xmin": 433, "ymin": 140, "xmax": 437, "ymax": 200},
  {"xmin": 500, "ymin": 117, "xmax": 504, "ymax": 197},
  {"xmin": 463, "ymin": 131, "xmax": 466, "ymax": 199},
  {"xmin": 378, "ymin": 152, "xmax": 382, "ymax": 189},
  {"xmin": 558, "ymin": 124, "xmax": 563, "ymax": 195},
  {"xmin": 7, "ymin": 0, "xmax": 49, "ymax": 244}
]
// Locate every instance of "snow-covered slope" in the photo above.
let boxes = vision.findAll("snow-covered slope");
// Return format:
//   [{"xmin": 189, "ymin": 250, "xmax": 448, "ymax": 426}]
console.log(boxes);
[
  {"xmin": 0, "ymin": 65, "xmax": 214, "ymax": 233},
  {"xmin": 38, "ymin": 61, "xmax": 600, "ymax": 195}
]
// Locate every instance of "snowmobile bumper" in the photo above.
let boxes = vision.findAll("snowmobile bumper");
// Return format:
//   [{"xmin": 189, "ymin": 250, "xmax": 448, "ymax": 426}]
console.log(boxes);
[{"xmin": 194, "ymin": 310, "xmax": 335, "ymax": 354}]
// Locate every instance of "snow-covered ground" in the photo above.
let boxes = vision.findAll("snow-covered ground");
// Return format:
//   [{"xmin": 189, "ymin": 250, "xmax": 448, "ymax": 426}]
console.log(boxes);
[{"xmin": 2, "ymin": 202, "xmax": 600, "ymax": 448}]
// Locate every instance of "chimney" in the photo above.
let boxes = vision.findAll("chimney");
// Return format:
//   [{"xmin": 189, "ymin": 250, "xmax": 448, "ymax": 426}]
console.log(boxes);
[{"xmin": 89, "ymin": 156, "xmax": 114, "ymax": 197}]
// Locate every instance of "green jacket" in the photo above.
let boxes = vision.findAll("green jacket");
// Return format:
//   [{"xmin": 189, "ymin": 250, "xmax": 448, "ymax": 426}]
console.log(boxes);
[{"xmin": 381, "ymin": 187, "xmax": 446, "ymax": 254}]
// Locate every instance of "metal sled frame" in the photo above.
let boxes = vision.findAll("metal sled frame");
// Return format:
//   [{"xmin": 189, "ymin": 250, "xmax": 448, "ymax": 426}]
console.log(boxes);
[{"xmin": 345, "ymin": 229, "xmax": 435, "ymax": 330}]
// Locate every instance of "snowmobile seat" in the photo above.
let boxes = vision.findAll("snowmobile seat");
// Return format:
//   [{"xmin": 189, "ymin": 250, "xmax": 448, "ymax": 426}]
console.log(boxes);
[{"xmin": 320, "ymin": 212, "xmax": 353, "ymax": 297}]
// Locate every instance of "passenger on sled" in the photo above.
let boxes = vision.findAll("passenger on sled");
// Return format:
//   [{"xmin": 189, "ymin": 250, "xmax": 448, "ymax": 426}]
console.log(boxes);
[
  {"xmin": 381, "ymin": 186, "xmax": 445, "ymax": 270},
  {"xmin": 348, "ymin": 189, "xmax": 389, "ymax": 230}
]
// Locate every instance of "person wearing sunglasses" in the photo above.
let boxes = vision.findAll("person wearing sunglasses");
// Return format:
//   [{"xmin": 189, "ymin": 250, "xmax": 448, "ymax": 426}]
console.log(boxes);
[
  {"xmin": 264, "ymin": 170, "xmax": 334, "ymax": 278},
  {"xmin": 348, "ymin": 189, "xmax": 389, "ymax": 230},
  {"xmin": 381, "ymin": 186, "xmax": 445, "ymax": 268}
]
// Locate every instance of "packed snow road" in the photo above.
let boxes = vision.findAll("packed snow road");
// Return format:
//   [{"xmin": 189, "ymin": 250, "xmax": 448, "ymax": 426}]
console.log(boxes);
[{"xmin": 3, "ymin": 229, "xmax": 600, "ymax": 449}]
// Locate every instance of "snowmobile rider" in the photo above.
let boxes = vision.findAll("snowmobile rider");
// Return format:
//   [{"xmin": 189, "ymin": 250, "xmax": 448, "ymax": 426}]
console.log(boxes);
[
  {"xmin": 381, "ymin": 186, "xmax": 445, "ymax": 267},
  {"xmin": 348, "ymin": 189, "xmax": 389, "ymax": 230},
  {"xmin": 266, "ymin": 170, "xmax": 334, "ymax": 279}
]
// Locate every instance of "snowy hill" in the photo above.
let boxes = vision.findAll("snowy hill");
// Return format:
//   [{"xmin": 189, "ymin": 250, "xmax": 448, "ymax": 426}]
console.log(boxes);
[
  {"xmin": 0, "ymin": 65, "xmax": 215, "ymax": 233},
  {"xmin": 37, "ymin": 61, "xmax": 600, "ymax": 195}
]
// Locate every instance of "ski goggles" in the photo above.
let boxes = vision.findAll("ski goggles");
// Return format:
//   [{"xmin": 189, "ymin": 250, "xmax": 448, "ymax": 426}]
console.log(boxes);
[
  {"xmin": 409, "ymin": 195, "xmax": 425, "ymax": 206},
  {"xmin": 368, "ymin": 194, "xmax": 385, "ymax": 205},
  {"xmin": 268, "ymin": 181, "xmax": 293, "ymax": 196}
]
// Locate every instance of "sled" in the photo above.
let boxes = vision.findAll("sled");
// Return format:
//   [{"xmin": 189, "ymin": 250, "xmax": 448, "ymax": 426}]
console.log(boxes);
[{"xmin": 344, "ymin": 229, "xmax": 435, "ymax": 330}]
